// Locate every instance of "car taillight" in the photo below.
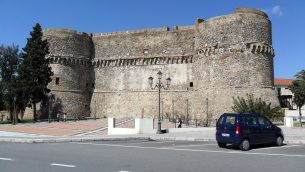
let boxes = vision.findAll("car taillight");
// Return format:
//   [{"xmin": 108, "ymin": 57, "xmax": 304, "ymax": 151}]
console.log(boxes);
[{"xmin": 235, "ymin": 126, "xmax": 240, "ymax": 134}]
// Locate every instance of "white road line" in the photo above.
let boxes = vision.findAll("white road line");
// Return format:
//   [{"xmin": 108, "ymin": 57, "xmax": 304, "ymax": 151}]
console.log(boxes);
[
  {"xmin": 72, "ymin": 142, "xmax": 305, "ymax": 158},
  {"xmin": 0, "ymin": 157, "xmax": 13, "ymax": 161},
  {"xmin": 252, "ymin": 145, "xmax": 301, "ymax": 151},
  {"xmin": 129, "ymin": 141, "xmax": 176, "ymax": 144},
  {"xmin": 173, "ymin": 144, "xmax": 216, "ymax": 148},
  {"xmin": 50, "ymin": 163, "xmax": 76, "ymax": 168}
]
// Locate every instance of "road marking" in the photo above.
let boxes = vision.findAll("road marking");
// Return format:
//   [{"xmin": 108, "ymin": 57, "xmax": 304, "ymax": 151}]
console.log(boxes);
[
  {"xmin": 129, "ymin": 141, "xmax": 176, "ymax": 144},
  {"xmin": 174, "ymin": 144, "xmax": 216, "ymax": 148},
  {"xmin": 252, "ymin": 145, "xmax": 301, "ymax": 151},
  {"xmin": 50, "ymin": 163, "xmax": 75, "ymax": 168},
  {"xmin": 0, "ymin": 157, "xmax": 13, "ymax": 161},
  {"xmin": 73, "ymin": 142, "xmax": 305, "ymax": 158}
]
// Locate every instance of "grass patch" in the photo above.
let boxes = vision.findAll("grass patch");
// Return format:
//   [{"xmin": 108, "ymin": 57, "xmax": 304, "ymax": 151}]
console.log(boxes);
[
  {"xmin": 293, "ymin": 122, "xmax": 305, "ymax": 127},
  {"xmin": 0, "ymin": 121, "xmax": 9, "ymax": 124}
]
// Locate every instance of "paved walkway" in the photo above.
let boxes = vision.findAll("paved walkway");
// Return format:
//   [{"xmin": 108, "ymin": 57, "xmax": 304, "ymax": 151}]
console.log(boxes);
[{"xmin": 0, "ymin": 119, "xmax": 305, "ymax": 144}]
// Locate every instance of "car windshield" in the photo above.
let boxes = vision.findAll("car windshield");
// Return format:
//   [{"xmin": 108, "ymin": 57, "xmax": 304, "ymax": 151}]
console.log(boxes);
[{"xmin": 218, "ymin": 115, "xmax": 236, "ymax": 125}]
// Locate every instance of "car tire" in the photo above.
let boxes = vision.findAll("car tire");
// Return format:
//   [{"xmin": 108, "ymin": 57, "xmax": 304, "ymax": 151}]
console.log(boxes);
[
  {"xmin": 275, "ymin": 136, "xmax": 283, "ymax": 146},
  {"xmin": 239, "ymin": 139, "xmax": 250, "ymax": 151},
  {"xmin": 217, "ymin": 142, "xmax": 227, "ymax": 148}
]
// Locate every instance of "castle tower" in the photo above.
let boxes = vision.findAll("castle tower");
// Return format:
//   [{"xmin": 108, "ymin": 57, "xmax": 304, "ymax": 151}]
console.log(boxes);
[
  {"xmin": 192, "ymin": 7, "xmax": 279, "ymax": 116},
  {"xmin": 41, "ymin": 28, "xmax": 93, "ymax": 119}
]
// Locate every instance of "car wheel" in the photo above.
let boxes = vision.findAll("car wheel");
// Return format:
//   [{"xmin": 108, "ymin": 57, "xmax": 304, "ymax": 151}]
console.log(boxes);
[
  {"xmin": 217, "ymin": 142, "xmax": 227, "ymax": 148},
  {"xmin": 275, "ymin": 136, "xmax": 283, "ymax": 146},
  {"xmin": 239, "ymin": 139, "xmax": 250, "ymax": 151}
]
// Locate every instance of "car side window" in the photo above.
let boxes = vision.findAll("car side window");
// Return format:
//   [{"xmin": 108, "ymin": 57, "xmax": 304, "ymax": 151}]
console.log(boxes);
[
  {"xmin": 246, "ymin": 116, "xmax": 258, "ymax": 126},
  {"xmin": 257, "ymin": 117, "xmax": 271, "ymax": 126},
  {"xmin": 240, "ymin": 116, "xmax": 246, "ymax": 126}
]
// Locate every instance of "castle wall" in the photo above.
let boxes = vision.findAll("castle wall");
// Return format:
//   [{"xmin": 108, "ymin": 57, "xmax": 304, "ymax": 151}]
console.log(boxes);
[
  {"xmin": 91, "ymin": 26, "xmax": 195, "ymax": 60},
  {"xmin": 23, "ymin": 8, "xmax": 280, "ymax": 122}
]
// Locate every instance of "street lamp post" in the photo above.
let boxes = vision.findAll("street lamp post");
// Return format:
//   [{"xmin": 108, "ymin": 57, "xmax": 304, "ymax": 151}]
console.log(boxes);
[
  {"xmin": 48, "ymin": 97, "xmax": 51, "ymax": 123},
  {"xmin": 74, "ymin": 104, "xmax": 76, "ymax": 122},
  {"xmin": 149, "ymin": 70, "xmax": 171, "ymax": 134},
  {"xmin": 206, "ymin": 98, "xmax": 208, "ymax": 127},
  {"xmin": 161, "ymin": 101, "xmax": 163, "ymax": 121},
  {"xmin": 186, "ymin": 99, "xmax": 189, "ymax": 126},
  {"xmin": 172, "ymin": 100, "xmax": 174, "ymax": 123},
  {"xmin": 13, "ymin": 96, "xmax": 16, "ymax": 125}
]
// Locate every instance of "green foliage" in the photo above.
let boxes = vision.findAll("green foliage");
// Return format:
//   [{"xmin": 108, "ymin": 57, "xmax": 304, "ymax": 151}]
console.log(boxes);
[
  {"xmin": 232, "ymin": 93, "xmax": 283, "ymax": 120},
  {"xmin": 288, "ymin": 70, "xmax": 305, "ymax": 127},
  {"xmin": 294, "ymin": 69, "xmax": 305, "ymax": 80},
  {"xmin": 15, "ymin": 23, "xmax": 53, "ymax": 121},
  {"xmin": 0, "ymin": 43, "xmax": 21, "ymax": 112}
]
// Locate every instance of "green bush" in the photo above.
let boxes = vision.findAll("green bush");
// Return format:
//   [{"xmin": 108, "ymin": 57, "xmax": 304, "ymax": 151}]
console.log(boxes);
[{"xmin": 232, "ymin": 93, "xmax": 283, "ymax": 120}]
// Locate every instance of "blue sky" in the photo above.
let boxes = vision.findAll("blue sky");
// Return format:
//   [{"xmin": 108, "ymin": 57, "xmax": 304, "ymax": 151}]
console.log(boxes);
[{"xmin": 0, "ymin": 0, "xmax": 304, "ymax": 79}]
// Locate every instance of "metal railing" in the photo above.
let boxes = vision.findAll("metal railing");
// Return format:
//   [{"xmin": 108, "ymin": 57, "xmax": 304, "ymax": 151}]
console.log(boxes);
[{"xmin": 114, "ymin": 118, "xmax": 135, "ymax": 128}]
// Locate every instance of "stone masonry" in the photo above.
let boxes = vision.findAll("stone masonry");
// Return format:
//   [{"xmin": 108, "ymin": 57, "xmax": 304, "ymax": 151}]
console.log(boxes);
[{"xmin": 23, "ymin": 7, "xmax": 280, "ymax": 123}]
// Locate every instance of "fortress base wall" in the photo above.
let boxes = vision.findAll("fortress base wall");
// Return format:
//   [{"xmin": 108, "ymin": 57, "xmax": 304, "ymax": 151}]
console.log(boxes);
[{"xmin": 89, "ymin": 86, "xmax": 279, "ymax": 123}]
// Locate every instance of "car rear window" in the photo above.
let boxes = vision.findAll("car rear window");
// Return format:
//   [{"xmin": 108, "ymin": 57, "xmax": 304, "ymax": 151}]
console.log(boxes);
[{"xmin": 218, "ymin": 115, "xmax": 236, "ymax": 125}]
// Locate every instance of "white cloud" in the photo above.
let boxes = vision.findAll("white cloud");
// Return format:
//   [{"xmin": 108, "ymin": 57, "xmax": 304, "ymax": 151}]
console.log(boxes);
[
  {"xmin": 260, "ymin": 6, "xmax": 283, "ymax": 17},
  {"xmin": 271, "ymin": 6, "xmax": 280, "ymax": 14}
]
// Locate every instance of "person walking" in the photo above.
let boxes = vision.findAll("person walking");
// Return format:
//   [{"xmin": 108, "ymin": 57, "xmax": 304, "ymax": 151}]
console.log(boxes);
[
  {"xmin": 63, "ymin": 113, "xmax": 66, "ymax": 122},
  {"xmin": 57, "ymin": 113, "xmax": 60, "ymax": 122},
  {"xmin": 178, "ymin": 118, "xmax": 182, "ymax": 128}
]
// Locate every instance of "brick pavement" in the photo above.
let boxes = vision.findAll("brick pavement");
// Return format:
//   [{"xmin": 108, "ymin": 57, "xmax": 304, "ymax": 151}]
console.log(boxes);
[
  {"xmin": 0, "ymin": 119, "xmax": 203, "ymax": 137},
  {"xmin": 37, "ymin": 123, "xmax": 98, "ymax": 130},
  {"xmin": 0, "ymin": 126, "xmax": 78, "ymax": 136}
]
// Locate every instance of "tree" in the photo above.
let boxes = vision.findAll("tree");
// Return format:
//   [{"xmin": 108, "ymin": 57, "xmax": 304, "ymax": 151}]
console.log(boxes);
[
  {"xmin": 0, "ymin": 44, "xmax": 21, "ymax": 119},
  {"xmin": 15, "ymin": 23, "xmax": 53, "ymax": 122},
  {"xmin": 294, "ymin": 69, "xmax": 305, "ymax": 80},
  {"xmin": 288, "ymin": 71, "xmax": 305, "ymax": 127},
  {"xmin": 231, "ymin": 93, "xmax": 283, "ymax": 120}
]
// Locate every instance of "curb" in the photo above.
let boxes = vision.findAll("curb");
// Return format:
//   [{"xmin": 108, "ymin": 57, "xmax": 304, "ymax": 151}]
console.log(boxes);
[{"xmin": 0, "ymin": 137, "xmax": 304, "ymax": 144}]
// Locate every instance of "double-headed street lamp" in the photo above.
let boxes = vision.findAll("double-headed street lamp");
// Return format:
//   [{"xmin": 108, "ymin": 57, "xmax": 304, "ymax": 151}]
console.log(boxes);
[{"xmin": 149, "ymin": 70, "xmax": 171, "ymax": 134}]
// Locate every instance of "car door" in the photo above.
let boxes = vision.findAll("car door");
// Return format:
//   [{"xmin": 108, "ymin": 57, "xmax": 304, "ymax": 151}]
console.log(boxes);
[
  {"xmin": 245, "ymin": 115, "xmax": 260, "ymax": 144},
  {"xmin": 257, "ymin": 116, "xmax": 274, "ymax": 143}
]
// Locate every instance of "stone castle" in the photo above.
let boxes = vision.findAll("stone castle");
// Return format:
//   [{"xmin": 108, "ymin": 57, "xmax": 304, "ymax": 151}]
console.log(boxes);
[{"xmin": 24, "ymin": 7, "xmax": 280, "ymax": 123}]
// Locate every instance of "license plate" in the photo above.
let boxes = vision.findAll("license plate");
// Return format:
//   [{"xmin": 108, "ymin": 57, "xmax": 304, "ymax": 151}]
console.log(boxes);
[{"xmin": 222, "ymin": 133, "xmax": 230, "ymax": 137}]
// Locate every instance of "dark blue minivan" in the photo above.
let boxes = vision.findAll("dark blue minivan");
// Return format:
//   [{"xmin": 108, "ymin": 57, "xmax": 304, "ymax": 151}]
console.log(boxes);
[{"xmin": 216, "ymin": 113, "xmax": 284, "ymax": 151}]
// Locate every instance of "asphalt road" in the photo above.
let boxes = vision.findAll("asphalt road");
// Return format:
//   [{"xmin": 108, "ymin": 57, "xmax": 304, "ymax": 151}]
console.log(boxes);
[{"xmin": 1, "ymin": 141, "xmax": 304, "ymax": 172}]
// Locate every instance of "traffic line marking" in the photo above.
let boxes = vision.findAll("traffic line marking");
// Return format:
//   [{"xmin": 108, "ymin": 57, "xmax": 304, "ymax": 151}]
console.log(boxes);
[
  {"xmin": 50, "ymin": 163, "xmax": 75, "ymax": 167},
  {"xmin": 0, "ymin": 157, "xmax": 13, "ymax": 161},
  {"xmin": 73, "ymin": 142, "xmax": 305, "ymax": 158},
  {"xmin": 173, "ymin": 144, "xmax": 216, "ymax": 148},
  {"xmin": 252, "ymin": 145, "xmax": 301, "ymax": 151}
]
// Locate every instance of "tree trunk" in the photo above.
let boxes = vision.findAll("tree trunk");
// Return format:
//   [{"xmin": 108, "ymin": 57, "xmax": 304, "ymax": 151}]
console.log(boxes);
[
  {"xmin": 300, "ymin": 108, "xmax": 302, "ymax": 128},
  {"xmin": 33, "ymin": 103, "xmax": 36, "ymax": 122}
]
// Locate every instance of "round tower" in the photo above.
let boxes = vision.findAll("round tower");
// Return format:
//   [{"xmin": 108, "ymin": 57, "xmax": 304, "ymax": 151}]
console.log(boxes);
[
  {"xmin": 42, "ymin": 28, "xmax": 93, "ymax": 119},
  {"xmin": 192, "ymin": 7, "xmax": 279, "ymax": 117}
]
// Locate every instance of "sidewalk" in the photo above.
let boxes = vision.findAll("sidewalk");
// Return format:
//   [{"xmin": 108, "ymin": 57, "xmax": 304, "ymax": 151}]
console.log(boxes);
[{"xmin": 0, "ymin": 119, "xmax": 305, "ymax": 144}]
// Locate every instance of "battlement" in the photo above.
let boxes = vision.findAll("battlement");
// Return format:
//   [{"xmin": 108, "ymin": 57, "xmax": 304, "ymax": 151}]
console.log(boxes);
[
  {"xmin": 91, "ymin": 24, "xmax": 195, "ymax": 37},
  {"xmin": 92, "ymin": 27, "xmax": 170, "ymax": 37},
  {"xmin": 172, "ymin": 25, "xmax": 195, "ymax": 31},
  {"xmin": 42, "ymin": 28, "xmax": 92, "ymax": 37},
  {"xmin": 234, "ymin": 7, "xmax": 268, "ymax": 18}
]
